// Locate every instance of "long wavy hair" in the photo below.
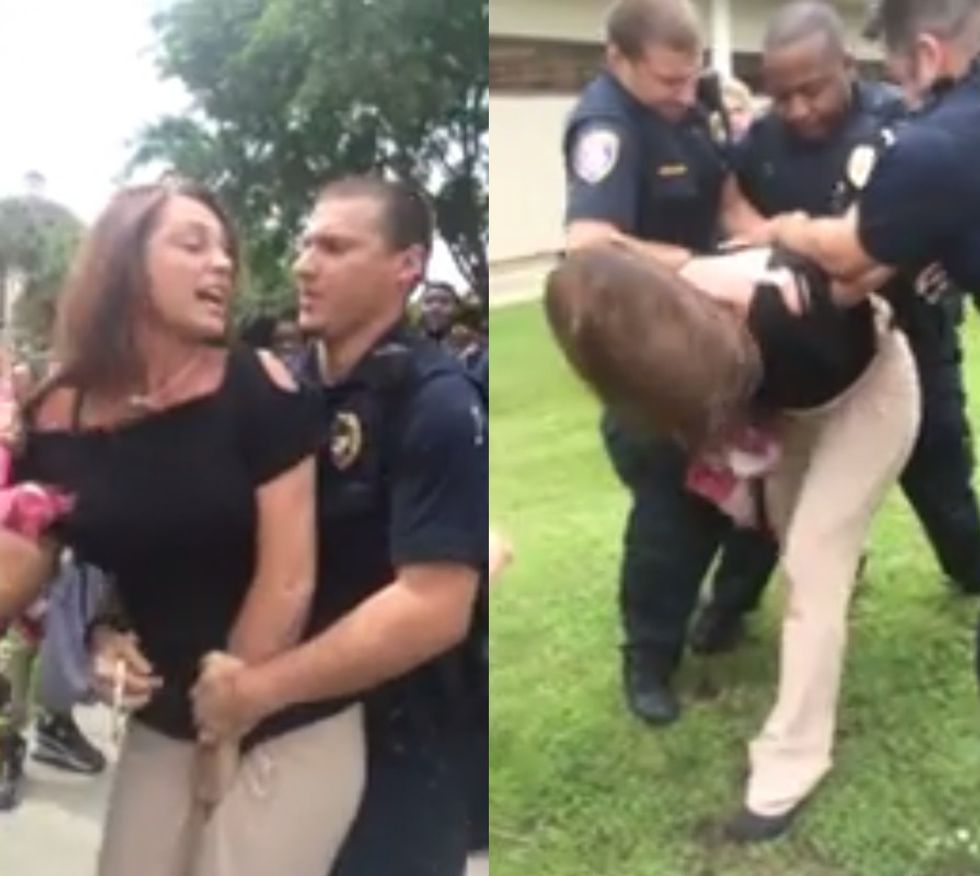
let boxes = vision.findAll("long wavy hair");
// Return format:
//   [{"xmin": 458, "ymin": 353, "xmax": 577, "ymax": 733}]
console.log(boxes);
[
  {"xmin": 52, "ymin": 179, "xmax": 240, "ymax": 398},
  {"xmin": 544, "ymin": 247, "xmax": 762, "ymax": 450}
]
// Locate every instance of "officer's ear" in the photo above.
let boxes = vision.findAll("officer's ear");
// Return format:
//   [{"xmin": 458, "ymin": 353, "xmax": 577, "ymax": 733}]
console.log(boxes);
[
  {"xmin": 910, "ymin": 32, "xmax": 948, "ymax": 89},
  {"xmin": 606, "ymin": 43, "xmax": 630, "ymax": 80},
  {"xmin": 396, "ymin": 244, "xmax": 428, "ymax": 292}
]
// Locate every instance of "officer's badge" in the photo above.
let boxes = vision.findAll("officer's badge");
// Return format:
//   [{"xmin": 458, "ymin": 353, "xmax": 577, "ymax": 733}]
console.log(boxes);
[
  {"xmin": 573, "ymin": 127, "xmax": 620, "ymax": 184},
  {"xmin": 329, "ymin": 411, "xmax": 363, "ymax": 470},
  {"xmin": 846, "ymin": 144, "xmax": 878, "ymax": 192}
]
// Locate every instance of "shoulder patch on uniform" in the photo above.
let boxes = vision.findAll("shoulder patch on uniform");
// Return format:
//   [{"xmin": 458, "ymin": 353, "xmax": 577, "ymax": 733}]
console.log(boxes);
[
  {"xmin": 573, "ymin": 127, "xmax": 621, "ymax": 185},
  {"xmin": 846, "ymin": 144, "xmax": 878, "ymax": 192}
]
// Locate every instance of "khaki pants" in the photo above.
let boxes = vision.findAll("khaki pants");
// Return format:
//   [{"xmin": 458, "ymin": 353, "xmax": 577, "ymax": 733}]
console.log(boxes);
[
  {"xmin": 747, "ymin": 322, "xmax": 920, "ymax": 817},
  {"xmin": 98, "ymin": 705, "xmax": 365, "ymax": 876}
]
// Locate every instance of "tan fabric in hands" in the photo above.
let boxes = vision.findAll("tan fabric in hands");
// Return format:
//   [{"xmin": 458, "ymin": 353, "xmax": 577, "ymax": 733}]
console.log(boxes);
[{"xmin": 97, "ymin": 704, "xmax": 365, "ymax": 876}]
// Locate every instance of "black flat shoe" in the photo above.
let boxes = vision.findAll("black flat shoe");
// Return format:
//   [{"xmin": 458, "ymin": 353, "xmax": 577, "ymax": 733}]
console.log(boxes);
[
  {"xmin": 724, "ymin": 804, "xmax": 799, "ymax": 844},
  {"xmin": 622, "ymin": 653, "xmax": 680, "ymax": 726}
]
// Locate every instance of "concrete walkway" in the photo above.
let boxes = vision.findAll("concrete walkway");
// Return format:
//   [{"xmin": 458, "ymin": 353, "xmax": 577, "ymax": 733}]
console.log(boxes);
[{"xmin": 0, "ymin": 706, "xmax": 110, "ymax": 875}]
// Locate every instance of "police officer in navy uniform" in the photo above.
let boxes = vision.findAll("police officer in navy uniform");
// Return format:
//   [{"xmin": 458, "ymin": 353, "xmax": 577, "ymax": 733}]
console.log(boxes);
[
  {"xmin": 190, "ymin": 176, "xmax": 488, "ymax": 876},
  {"xmin": 767, "ymin": 0, "xmax": 980, "ymax": 684},
  {"xmin": 693, "ymin": 1, "xmax": 980, "ymax": 643},
  {"xmin": 563, "ymin": 0, "xmax": 779, "ymax": 725},
  {"xmin": 417, "ymin": 282, "xmax": 490, "ymax": 859}
]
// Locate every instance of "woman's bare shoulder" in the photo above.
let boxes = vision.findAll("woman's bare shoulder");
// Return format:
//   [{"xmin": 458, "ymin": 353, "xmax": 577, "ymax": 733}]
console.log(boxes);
[{"xmin": 30, "ymin": 386, "xmax": 80, "ymax": 433}]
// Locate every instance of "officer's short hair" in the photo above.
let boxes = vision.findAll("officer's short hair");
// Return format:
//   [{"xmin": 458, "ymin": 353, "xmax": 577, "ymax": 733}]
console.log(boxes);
[
  {"xmin": 317, "ymin": 176, "xmax": 434, "ymax": 258},
  {"xmin": 605, "ymin": 0, "xmax": 702, "ymax": 60},
  {"xmin": 763, "ymin": 1, "xmax": 848, "ymax": 58},
  {"xmin": 869, "ymin": 0, "xmax": 980, "ymax": 51}
]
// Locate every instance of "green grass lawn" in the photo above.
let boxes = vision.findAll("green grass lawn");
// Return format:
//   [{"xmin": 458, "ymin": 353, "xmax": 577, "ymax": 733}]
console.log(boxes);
[{"xmin": 490, "ymin": 302, "xmax": 980, "ymax": 876}]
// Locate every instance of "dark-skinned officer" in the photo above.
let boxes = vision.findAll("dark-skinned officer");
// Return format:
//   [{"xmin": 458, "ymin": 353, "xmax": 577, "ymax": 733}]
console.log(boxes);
[
  {"xmin": 765, "ymin": 0, "xmax": 980, "ymax": 687},
  {"xmin": 693, "ymin": 0, "xmax": 980, "ymax": 647},
  {"xmin": 563, "ymin": 0, "xmax": 779, "ymax": 725}
]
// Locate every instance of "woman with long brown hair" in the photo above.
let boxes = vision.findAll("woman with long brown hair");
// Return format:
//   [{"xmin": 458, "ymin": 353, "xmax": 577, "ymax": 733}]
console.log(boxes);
[
  {"xmin": 0, "ymin": 180, "xmax": 364, "ymax": 875},
  {"xmin": 546, "ymin": 245, "xmax": 919, "ymax": 841}
]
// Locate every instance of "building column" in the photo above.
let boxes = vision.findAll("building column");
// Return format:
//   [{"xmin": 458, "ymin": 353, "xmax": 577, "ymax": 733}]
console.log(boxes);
[{"xmin": 710, "ymin": 0, "xmax": 733, "ymax": 78}]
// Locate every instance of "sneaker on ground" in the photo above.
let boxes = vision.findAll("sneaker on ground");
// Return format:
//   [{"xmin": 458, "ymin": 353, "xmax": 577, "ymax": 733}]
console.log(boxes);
[{"xmin": 33, "ymin": 712, "xmax": 107, "ymax": 775}]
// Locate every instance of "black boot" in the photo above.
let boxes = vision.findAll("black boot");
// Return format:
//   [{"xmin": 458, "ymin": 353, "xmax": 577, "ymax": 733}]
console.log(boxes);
[
  {"xmin": 33, "ymin": 711, "xmax": 106, "ymax": 775},
  {"xmin": 724, "ymin": 804, "xmax": 800, "ymax": 843},
  {"xmin": 0, "ymin": 733, "xmax": 26, "ymax": 812},
  {"xmin": 622, "ymin": 650, "xmax": 680, "ymax": 725},
  {"xmin": 689, "ymin": 603, "xmax": 747, "ymax": 655}
]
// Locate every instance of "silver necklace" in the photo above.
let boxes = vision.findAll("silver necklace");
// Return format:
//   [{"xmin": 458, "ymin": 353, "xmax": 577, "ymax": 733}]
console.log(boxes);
[{"xmin": 127, "ymin": 354, "xmax": 203, "ymax": 412}]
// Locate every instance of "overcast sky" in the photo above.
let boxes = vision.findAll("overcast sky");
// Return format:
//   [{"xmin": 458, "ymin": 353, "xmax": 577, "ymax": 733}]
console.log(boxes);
[
  {"xmin": 0, "ymin": 0, "xmax": 465, "ymax": 285},
  {"xmin": 0, "ymin": 0, "xmax": 188, "ymax": 219}
]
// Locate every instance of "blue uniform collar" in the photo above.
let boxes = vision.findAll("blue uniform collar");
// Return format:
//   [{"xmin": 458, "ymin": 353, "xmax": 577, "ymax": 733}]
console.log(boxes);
[
  {"xmin": 920, "ymin": 54, "xmax": 980, "ymax": 109},
  {"xmin": 297, "ymin": 319, "xmax": 418, "ymax": 393}
]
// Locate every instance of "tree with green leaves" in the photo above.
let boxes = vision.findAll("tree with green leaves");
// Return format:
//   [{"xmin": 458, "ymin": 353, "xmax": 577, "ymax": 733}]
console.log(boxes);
[
  {"xmin": 0, "ymin": 195, "xmax": 84, "ymax": 355},
  {"xmin": 131, "ymin": 0, "xmax": 488, "ymax": 318}
]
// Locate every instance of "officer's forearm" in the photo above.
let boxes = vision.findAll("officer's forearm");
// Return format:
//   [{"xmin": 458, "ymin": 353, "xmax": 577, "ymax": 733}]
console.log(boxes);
[
  {"xmin": 238, "ymin": 565, "xmax": 480, "ymax": 719},
  {"xmin": 719, "ymin": 175, "xmax": 771, "ymax": 242},
  {"xmin": 614, "ymin": 235, "xmax": 693, "ymax": 272},
  {"xmin": 773, "ymin": 211, "xmax": 874, "ymax": 281},
  {"xmin": 832, "ymin": 265, "xmax": 895, "ymax": 307},
  {"xmin": 565, "ymin": 220, "xmax": 623, "ymax": 252}
]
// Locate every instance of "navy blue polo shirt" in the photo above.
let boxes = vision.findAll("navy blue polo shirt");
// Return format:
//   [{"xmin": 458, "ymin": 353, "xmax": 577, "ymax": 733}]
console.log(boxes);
[
  {"xmin": 859, "ymin": 64, "xmax": 980, "ymax": 290},
  {"xmin": 387, "ymin": 358, "xmax": 488, "ymax": 570},
  {"xmin": 470, "ymin": 347, "xmax": 488, "ymax": 400},
  {"xmin": 734, "ymin": 81, "xmax": 904, "ymax": 217},
  {"xmin": 563, "ymin": 71, "xmax": 728, "ymax": 251},
  {"xmin": 296, "ymin": 327, "xmax": 487, "ymax": 635}
]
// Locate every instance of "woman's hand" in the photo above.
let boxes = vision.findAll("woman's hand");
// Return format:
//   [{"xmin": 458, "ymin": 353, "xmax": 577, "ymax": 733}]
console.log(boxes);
[{"xmin": 91, "ymin": 627, "xmax": 163, "ymax": 711}]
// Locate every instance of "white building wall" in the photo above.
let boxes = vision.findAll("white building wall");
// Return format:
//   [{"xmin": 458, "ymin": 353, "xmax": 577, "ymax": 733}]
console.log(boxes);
[
  {"xmin": 489, "ymin": 96, "xmax": 573, "ymax": 264},
  {"xmin": 490, "ymin": 0, "xmax": 874, "ymax": 56},
  {"xmin": 490, "ymin": 94, "xmax": 578, "ymax": 304},
  {"xmin": 489, "ymin": 0, "xmax": 878, "ymax": 303},
  {"xmin": 490, "ymin": 0, "xmax": 607, "ymax": 42}
]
